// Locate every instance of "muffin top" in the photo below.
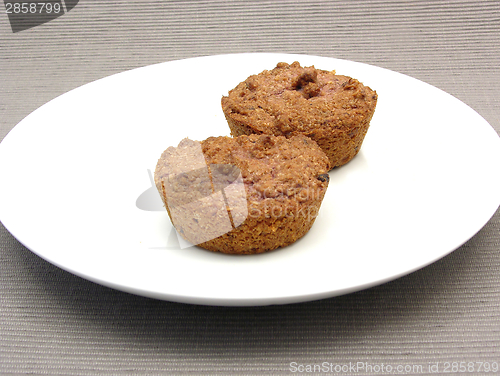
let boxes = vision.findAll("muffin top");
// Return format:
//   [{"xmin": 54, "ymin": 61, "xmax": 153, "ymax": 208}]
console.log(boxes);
[
  {"xmin": 201, "ymin": 134, "xmax": 330, "ymax": 206},
  {"xmin": 155, "ymin": 134, "xmax": 330, "ymax": 209},
  {"xmin": 221, "ymin": 61, "xmax": 377, "ymax": 136}
]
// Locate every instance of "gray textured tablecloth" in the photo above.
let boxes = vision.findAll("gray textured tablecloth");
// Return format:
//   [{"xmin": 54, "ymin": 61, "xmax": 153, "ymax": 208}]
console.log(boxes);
[{"xmin": 1, "ymin": 1, "xmax": 499, "ymax": 375}]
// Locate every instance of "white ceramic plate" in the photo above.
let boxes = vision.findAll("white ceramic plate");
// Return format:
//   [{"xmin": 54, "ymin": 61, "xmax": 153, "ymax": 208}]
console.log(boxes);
[{"xmin": 1, "ymin": 53, "xmax": 500, "ymax": 306}]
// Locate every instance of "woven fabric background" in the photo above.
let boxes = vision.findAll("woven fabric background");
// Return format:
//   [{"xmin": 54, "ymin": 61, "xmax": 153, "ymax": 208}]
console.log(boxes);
[{"xmin": 1, "ymin": 1, "xmax": 499, "ymax": 375}]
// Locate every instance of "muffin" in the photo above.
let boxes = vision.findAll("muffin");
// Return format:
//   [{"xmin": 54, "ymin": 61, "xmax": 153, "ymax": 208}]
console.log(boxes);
[
  {"xmin": 221, "ymin": 61, "xmax": 377, "ymax": 169},
  {"xmin": 154, "ymin": 134, "xmax": 330, "ymax": 254}
]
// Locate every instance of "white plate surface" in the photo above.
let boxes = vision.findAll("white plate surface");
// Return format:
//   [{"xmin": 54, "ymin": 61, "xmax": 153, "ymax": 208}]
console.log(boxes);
[{"xmin": 1, "ymin": 53, "xmax": 500, "ymax": 306}]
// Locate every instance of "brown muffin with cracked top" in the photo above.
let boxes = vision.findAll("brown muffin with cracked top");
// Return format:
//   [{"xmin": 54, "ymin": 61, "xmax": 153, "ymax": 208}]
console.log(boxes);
[
  {"xmin": 154, "ymin": 134, "xmax": 330, "ymax": 254},
  {"xmin": 221, "ymin": 61, "xmax": 377, "ymax": 169}
]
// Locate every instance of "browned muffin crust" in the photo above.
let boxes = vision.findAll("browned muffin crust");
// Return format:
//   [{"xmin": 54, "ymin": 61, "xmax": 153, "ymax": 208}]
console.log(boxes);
[
  {"xmin": 221, "ymin": 61, "xmax": 377, "ymax": 168},
  {"xmin": 154, "ymin": 134, "xmax": 330, "ymax": 254}
]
